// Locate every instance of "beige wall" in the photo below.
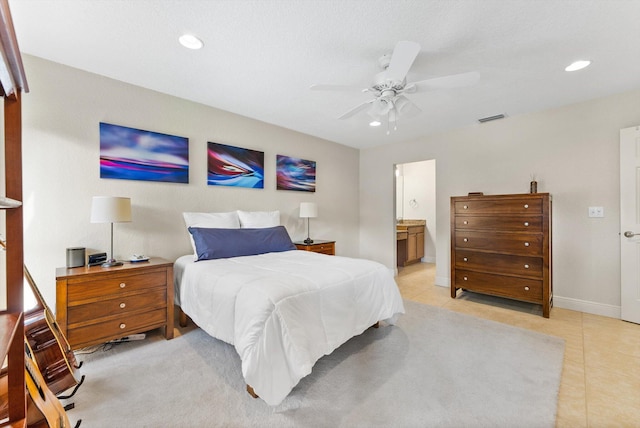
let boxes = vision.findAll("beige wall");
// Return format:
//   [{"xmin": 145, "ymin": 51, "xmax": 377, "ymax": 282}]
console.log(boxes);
[
  {"xmin": 19, "ymin": 55, "xmax": 360, "ymax": 309},
  {"xmin": 361, "ymin": 89, "xmax": 640, "ymax": 317}
]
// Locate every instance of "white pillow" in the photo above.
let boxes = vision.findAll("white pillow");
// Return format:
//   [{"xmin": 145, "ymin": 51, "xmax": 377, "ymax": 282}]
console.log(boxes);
[
  {"xmin": 237, "ymin": 210, "xmax": 280, "ymax": 228},
  {"xmin": 183, "ymin": 211, "xmax": 241, "ymax": 258}
]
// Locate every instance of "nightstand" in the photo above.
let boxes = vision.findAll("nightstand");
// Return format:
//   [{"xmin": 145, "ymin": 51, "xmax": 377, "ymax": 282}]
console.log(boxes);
[
  {"xmin": 294, "ymin": 240, "xmax": 335, "ymax": 255},
  {"xmin": 55, "ymin": 257, "xmax": 174, "ymax": 350}
]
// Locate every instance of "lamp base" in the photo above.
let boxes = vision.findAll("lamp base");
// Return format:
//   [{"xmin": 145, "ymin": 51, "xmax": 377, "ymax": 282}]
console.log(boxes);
[
  {"xmin": 101, "ymin": 259, "xmax": 123, "ymax": 268},
  {"xmin": 304, "ymin": 238, "xmax": 314, "ymax": 244}
]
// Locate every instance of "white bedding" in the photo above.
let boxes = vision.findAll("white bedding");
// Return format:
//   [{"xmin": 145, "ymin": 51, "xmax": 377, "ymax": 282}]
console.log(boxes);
[{"xmin": 174, "ymin": 250, "xmax": 405, "ymax": 405}]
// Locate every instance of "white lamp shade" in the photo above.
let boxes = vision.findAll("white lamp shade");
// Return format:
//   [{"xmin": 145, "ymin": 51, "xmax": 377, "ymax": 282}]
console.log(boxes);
[
  {"xmin": 299, "ymin": 202, "xmax": 317, "ymax": 219},
  {"xmin": 90, "ymin": 196, "xmax": 132, "ymax": 223}
]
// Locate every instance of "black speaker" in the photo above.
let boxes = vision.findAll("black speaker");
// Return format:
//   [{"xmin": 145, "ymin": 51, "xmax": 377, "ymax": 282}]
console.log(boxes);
[{"xmin": 66, "ymin": 247, "xmax": 85, "ymax": 268}]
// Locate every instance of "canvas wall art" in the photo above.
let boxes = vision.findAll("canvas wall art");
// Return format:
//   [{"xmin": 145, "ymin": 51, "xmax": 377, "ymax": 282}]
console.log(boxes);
[
  {"xmin": 276, "ymin": 155, "xmax": 316, "ymax": 192},
  {"xmin": 99, "ymin": 122, "xmax": 189, "ymax": 183},
  {"xmin": 207, "ymin": 142, "xmax": 264, "ymax": 188}
]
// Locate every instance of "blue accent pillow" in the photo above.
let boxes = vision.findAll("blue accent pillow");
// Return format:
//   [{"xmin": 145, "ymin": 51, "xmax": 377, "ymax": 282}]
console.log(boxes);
[{"xmin": 188, "ymin": 225, "xmax": 296, "ymax": 261}]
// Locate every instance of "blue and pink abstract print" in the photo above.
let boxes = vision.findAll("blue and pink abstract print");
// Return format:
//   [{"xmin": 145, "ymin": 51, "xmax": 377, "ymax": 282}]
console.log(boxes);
[
  {"xmin": 207, "ymin": 142, "xmax": 264, "ymax": 188},
  {"xmin": 276, "ymin": 155, "xmax": 316, "ymax": 192},
  {"xmin": 99, "ymin": 122, "xmax": 189, "ymax": 183}
]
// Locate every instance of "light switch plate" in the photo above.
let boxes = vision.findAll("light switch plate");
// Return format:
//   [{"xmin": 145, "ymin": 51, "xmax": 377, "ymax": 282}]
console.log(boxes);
[{"xmin": 588, "ymin": 206, "xmax": 604, "ymax": 218}]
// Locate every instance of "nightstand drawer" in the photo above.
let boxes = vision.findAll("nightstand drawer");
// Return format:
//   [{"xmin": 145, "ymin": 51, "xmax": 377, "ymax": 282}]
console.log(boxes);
[
  {"xmin": 67, "ymin": 307, "xmax": 167, "ymax": 346},
  {"xmin": 295, "ymin": 241, "xmax": 335, "ymax": 255},
  {"xmin": 67, "ymin": 270, "xmax": 167, "ymax": 304},
  {"xmin": 67, "ymin": 288, "xmax": 167, "ymax": 324}
]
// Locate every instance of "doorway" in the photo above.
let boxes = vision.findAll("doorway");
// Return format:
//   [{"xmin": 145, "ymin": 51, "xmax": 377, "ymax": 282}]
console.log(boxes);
[{"xmin": 395, "ymin": 159, "xmax": 436, "ymax": 272}]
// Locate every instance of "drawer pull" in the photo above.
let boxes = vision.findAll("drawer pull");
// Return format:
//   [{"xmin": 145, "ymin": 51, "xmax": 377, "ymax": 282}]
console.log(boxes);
[
  {"xmin": 524, "ymin": 286, "xmax": 530, "ymax": 291},
  {"xmin": 463, "ymin": 238, "xmax": 468, "ymax": 242},
  {"xmin": 463, "ymin": 220, "xmax": 468, "ymax": 225},
  {"xmin": 463, "ymin": 276, "xmax": 468, "ymax": 281},
  {"xmin": 119, "ymin": 283, "xmax": 126, "ymax": 288},
  {"xmin": 524, "ymin": 242, "xmax": 530, "ymax": 247},
  {"xmin": 524, "ymin": 204, "xmax": 529, "ymax": 209},
  {"xmin": 463, "ymin": 257, "xmax": 468, "ymax": 262},
  {"xmin": 463, "ymin": 205, "xmax": 468, "ymax": 209},
  {"xmin": 119, "ymin": 302, "xmax": 126, "ymax": 309},
  {"xmin": 119, "ymin": 323, "xmax": 126, "ymax": 329},
  {"xmin": 524, "ymin": 222, "xmax": 529, "ymax": 226},
  {"xmin": 524, "ymin": 264, "xmax": 530, "ymax": 269}
]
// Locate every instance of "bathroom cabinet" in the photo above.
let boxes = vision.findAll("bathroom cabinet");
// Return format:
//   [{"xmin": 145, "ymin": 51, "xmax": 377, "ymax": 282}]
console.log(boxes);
[{"xmin": 397, "ymin": 222, "xmax": 425, "ymax": 266}]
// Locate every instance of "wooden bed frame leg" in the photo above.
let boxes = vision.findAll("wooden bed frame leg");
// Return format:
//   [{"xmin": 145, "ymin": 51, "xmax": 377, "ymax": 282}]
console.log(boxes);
[
  {"xmin": 178, "ymin": 307, "xmax": 188, "ymax": 327},
  {"xmin": 246, "ymin": 384, "xmax": 259, "ymax": 399}
]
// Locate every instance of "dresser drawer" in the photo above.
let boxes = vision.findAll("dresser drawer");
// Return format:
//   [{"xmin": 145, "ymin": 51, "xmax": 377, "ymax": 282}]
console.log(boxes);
[
  {"xmin": 455, "ymin": 231, "xmax": 542, "ymax": 256},
  {"xmin": 454, "ymin": 198, "xmax": 542, "ymax": 214},
  {"xmin": 67, "ymin": 270, "xmax": 167, "ymax": 304},
  {"xmin": 67, "ymin": 307, "xmax": 167, "ymax": 347},
  {"xmin": 455, "ymin": 215, "xmax": 542, "ymax": 232},
  {"xmin": 455, "ymin": 269, "xmax": 543, "ymax": 303},
  {"xmin": 67, "ymin": 288, "xmax": 167, "ymax": 325},
  {"xmin": 455, "ymin": 250, "xmax": 543, "ymax": 278}
]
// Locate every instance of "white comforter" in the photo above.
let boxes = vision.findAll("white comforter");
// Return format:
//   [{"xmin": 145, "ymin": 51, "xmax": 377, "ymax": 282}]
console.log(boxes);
[{"xmin": 174, "ymin": 250, "xmax": 405, "ymax": 405}]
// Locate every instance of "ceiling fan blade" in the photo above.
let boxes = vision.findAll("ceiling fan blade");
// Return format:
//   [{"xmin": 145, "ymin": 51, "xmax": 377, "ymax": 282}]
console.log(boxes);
[
  {"xmin": 338, "ymin": 99, "xmax": 374, "ymax": 120},
  {"xmin": 310, "ymin": 83, "xmax": 366, "ymax": 92},
  {"xmin": 411, "ymin": 71, "xmax": 480, "ymax": 91},
  {"xmin": 385, "ymin": 41, "xmax": 421, "ymax": 83}
]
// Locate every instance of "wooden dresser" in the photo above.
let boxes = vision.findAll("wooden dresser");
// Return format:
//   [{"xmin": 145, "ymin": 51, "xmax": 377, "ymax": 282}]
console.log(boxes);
[
  {"xmin": 450, "ymin": 193, "xmax": 552, "ymax": 317},
  {"xmin": 56, "ymin": 258, "xmax": 174, "ymax": 349},
  {"xmin": 294, "ymin": 240, "xmax": 335, "ymax": 255}
]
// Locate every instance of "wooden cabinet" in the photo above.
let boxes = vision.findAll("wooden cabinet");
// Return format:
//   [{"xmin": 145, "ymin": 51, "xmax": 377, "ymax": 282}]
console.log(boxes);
[
  {"xmin": 450, "ymin": 193, "xmax": 552, "ymax": 317},
  {"xmin": 294, "ymin": 240, "xmax": 335, "ymax": 255},
  {"xmin": 397, "ymin": 224, "xmax": 425, "ymax": 266},
  {"xmin": 55, "ymin": 258, "xmax": 174, "ymax": 349}
]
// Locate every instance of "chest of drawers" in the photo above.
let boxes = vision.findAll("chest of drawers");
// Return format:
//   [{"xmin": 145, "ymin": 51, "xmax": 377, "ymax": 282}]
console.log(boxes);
[
  {"xmin": 55, "ymin": 258, "xmax": 174, "ymax": 349},
  {"xmin": 450, "ymin": 193, "xmax": 552, "ymax": 317}
]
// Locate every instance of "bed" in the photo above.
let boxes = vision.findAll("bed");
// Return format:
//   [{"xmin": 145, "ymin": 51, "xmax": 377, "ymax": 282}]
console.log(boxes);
[{"xmin": 174, "ymin": 210, "xmax": 405, "ymax": 406}]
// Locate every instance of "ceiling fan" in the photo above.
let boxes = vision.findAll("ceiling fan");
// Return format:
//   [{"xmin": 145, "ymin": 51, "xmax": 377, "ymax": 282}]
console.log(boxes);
[{"xmin": 310, "ymin": 41, "xmax": 480, "ymax": 133}]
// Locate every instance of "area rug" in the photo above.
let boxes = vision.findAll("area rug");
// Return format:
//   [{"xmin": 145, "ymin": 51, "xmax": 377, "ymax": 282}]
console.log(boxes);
[{"xmin": 62, "ymin": 301, "xmax": 564, "ymax": 427}]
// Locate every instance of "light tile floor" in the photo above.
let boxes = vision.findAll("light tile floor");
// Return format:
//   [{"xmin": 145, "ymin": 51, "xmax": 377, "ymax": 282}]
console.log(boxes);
[{"xmin": 397, "ymin": 262, "xmax": 640, "ymax": 428}]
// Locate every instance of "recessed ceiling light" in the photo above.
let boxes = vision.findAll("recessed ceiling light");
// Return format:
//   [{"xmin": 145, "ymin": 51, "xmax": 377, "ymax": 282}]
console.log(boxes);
[
  {"xmin": 565, "ymin": 60, "xmax": 591, "ymax": 72},
  {"xmin": 369, "ymin": 120, "xmax": 381, "ymax": 127},
  {"xmin": 179, "ymin": 34, "xmax": 204, "ymax": 50}
]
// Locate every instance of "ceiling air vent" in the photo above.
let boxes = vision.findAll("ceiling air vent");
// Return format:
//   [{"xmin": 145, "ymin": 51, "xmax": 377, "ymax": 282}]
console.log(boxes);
[{"xmin": 478, "ymin": 114, "xmax": 506, "ymax": 123}]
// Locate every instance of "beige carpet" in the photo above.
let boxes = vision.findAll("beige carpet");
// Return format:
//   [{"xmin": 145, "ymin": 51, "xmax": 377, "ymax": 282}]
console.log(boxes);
[{"xmin": 63, "ymin": 301, "xmax": 564, "ymax": 427}]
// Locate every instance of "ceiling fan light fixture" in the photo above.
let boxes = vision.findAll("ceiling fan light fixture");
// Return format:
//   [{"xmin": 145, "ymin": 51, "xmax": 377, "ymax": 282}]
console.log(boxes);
[
  {"xmin": 179, "ymin": 33, "xmax": 204, "ymax": 50},
  {"xmin": 565, "ymin": 60, "xmax": 591, "ymax": 72}
]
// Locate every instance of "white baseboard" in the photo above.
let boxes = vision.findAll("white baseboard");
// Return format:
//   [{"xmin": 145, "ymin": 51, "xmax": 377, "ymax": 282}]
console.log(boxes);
[
  {"xmin": 553, "ymin": 295, "xmax": 621, "ymax": 319},
  {"xmin": 421, "ymin": 256, "xmax": 436, "ymax": 263},
  {"xmin": 434, "ymin": 276, "xmax": 449, "ymax": 287}
]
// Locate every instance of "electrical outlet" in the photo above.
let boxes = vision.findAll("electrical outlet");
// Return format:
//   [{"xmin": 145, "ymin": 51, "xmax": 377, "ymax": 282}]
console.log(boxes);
[{"xmin": 588, "ymin": 206, "xmax": 604, "ymax": 218}]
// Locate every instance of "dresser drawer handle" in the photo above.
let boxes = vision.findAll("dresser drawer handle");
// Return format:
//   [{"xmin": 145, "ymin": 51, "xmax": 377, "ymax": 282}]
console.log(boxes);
[
  {"xmin": 463, "ymin": 238, "xmax": 468, "ymax": 242},
  {"xmin": 524, "ymin": 204, "xmax": 529, "ymax": 209},
  {"xmin": 463, "ymin": 257, "xmax": 468, "ymax": 262},
  {"xmin": 524, "ymin": 222, "xmax": 529, "ymax": 226},
  {"xmin": 463, "ymin": 205, "xmax": 468, "ymax": 209},
  {"xmin": 463, "ymin": 220, "xmax": 468, "ymax": 225},
  {"xmin": 119, "ymin": 283, "xmax": 126, "ymax": 288},
  {"xmin": 119, "ymin": 302, "xmax": 126, "ymax": 309},
  {"xmin": 463, "ymin": 276, "xmax": 468, "ymax": 281},
  {"xmin": 524, "ymin": 264, "xmax": 529, "ymax": 269},
  {"xmin": 119, "ymin": 323, "xmax": 126, "ymax": 329},
  {"xmin": 524, "ymin": 242, "xmax": 530, "ymax": 247},
  {"xmin": 524, "ymin": 286, "xmax": 530, "ymax": 291}
]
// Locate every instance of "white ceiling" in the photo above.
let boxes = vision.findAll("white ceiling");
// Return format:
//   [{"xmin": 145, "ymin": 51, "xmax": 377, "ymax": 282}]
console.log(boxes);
[{"xmin": 8, "ymin": 0, "xmax": 640, "ymax": 149}]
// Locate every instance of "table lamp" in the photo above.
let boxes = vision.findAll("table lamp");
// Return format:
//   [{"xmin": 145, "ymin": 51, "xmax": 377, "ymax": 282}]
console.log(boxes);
[
  {"xmin": 299, "ymin": 202, "xmax": 317, "ymax": 244},
  {"xmin": 90, "ymin": 196, "xmax": 131, "ymax": 267}
]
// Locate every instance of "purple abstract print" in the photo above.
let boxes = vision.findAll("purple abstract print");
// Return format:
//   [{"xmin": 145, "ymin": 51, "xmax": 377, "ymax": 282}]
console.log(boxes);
[
  {"xmin": 99, "ymin": 122, "xmax": 189, "ymax": 183},
  {"xmin": 276, "ymin": 155, "xmax": 316, "ymax": 192},
  {"xmin": 207, "ymin": 142, "xmax": 264, "ymax": 188}
]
